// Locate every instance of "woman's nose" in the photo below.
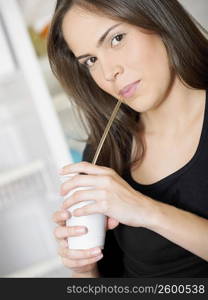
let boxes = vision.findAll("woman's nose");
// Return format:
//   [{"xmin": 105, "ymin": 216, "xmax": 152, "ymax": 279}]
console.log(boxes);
[{"xmin": 102, "ymin": 63, "xmax": 123, "ymax": 81}]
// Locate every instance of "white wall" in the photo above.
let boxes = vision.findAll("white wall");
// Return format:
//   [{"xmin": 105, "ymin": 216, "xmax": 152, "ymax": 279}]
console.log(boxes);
[{"xmin": 179, "ymin": 0, "xmax": 208, "ymax": 29}]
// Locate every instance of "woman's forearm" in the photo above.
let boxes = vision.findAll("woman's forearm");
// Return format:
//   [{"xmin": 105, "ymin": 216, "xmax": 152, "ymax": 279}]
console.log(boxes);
[{"xmin": 143, "ymin": 195, "xmax": 208, "ymax": 261}]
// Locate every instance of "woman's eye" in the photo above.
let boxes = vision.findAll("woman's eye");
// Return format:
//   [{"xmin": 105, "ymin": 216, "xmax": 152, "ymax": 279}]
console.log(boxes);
[
  {"xmin": 83, "ymin": 56, "xmax": 97, "ymax": 68},
  {"xmin": 82, "ymin": 33, "xmax": 125, "ymax": 68},
  {"xmin": 111, "ymin": 33, "xmax": 125, "ymax": 47}
]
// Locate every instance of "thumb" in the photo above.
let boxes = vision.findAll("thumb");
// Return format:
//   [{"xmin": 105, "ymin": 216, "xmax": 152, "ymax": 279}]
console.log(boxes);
[{"xmin": 106, "ymin": 217, "xmax": 119, "ymax": 230}]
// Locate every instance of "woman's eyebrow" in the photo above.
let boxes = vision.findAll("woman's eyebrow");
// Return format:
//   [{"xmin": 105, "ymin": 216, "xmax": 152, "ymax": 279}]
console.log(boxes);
[{"xmin": 76, "ymin": 23, "xmax": 122, "ymax": 61}]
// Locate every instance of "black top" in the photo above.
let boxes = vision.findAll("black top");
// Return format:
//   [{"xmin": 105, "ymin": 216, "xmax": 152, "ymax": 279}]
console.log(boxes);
[{"xmin": 82, "ymin": 90, "xmax": 208, "ymax": 278}]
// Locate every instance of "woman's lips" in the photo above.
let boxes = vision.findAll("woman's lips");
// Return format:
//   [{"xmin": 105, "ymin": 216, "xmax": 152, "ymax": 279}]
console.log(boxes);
[{"xmin": 119, "ymin": 80, "xmax": 140, "ymax": 98}]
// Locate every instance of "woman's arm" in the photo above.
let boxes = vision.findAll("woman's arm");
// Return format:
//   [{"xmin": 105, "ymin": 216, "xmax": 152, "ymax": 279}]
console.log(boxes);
[{"xmin": 143, "ymin": 195, "xmax": 208, "ymax": 261}]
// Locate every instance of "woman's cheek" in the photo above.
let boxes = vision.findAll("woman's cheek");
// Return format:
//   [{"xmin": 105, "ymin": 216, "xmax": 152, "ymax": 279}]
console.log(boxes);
[
  {"xmin": 92, "ymin": 74, "xmax": 110, "ymax": 95},
  {"xmin": 91, "ymin": 71, "xmax": 102, "ymax": 87}
]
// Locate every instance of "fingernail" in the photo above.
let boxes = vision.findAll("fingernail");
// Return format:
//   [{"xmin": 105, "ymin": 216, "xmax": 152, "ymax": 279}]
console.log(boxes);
[
  {"xmin": 95, "ymin": 254, "xmax": 103, "ymax": 260},
  {"xmin": 76, "ymin": 227, "xmax": 87, "ymax": 234},
  {"xmin": 61, "ymin": 211, "xmax": 70, "ymax": 218},
  {"xmin": 91, "ymin": 248, "xmax": 101, "ymax": 255}
]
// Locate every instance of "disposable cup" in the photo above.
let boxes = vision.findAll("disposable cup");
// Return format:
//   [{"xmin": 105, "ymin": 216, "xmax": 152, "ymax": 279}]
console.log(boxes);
[{"xmin": 59, "ymin": 173, "xmax": 107, "ymax": 249}]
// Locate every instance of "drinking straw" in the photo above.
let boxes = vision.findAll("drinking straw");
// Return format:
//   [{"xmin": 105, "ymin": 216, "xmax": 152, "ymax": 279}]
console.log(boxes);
[{"xmin": 92, "ymin": 100, "xmax": 122, "ymax": 165}]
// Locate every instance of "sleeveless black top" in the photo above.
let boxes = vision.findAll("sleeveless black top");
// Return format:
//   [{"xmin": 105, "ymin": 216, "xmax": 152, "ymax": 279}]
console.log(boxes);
[{"xmin": 82, "ymin": 90, "xmax": 208, "ymax": 277}]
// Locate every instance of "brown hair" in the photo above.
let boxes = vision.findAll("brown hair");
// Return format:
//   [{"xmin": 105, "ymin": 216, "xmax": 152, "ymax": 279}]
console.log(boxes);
[{"xmin": 47, "ymin": 0, "xmax": 208, "ymax": 175}]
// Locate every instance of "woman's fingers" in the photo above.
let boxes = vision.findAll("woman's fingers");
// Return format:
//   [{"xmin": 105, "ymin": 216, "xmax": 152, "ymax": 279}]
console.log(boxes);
[
  {"xmin": 58, "ymin": 247, "xmax": 102, "ymax": 260},
  {"xmin": 60, "ymin": 172, "xmax": 114, "ymax": 197},
  {"xmin": 60, "ymin": 161, "xmax": 114, "ymax": 176},
  {"xmin": 58, "ymin": 239, "xmax": 68, "ymax": 248},
  {"xmin": 58, "ymin": 246, "xmax": 103, "ymax": 269},
  {"xmin": 54, "ymin": 225, "xmax": 88, "ymax": 240},
  {"xmin": 62, "ymin": 189, "xmax": 105, "ymax": 210},
  {"xmin": 52, "ymin": 205, "xmax": 103, "ymax": 274},
  {"xmin": 52, "ymin": 209, "xmax": 71, "ymax": 225},
  {"xmin": 61, "ymin": 255, "xmax": 103, "ymax": 269}
]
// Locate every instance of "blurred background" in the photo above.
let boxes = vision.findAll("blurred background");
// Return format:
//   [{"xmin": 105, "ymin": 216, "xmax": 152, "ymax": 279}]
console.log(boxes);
[{"xmin": 0, "ymin": 0, "xmax": 207, "ymax": 278}]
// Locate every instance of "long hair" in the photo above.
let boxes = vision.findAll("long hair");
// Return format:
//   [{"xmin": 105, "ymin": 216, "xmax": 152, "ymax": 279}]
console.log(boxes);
[{"xmin": 47, "ymin": 0, "xmax": 208, "ymax": 175}]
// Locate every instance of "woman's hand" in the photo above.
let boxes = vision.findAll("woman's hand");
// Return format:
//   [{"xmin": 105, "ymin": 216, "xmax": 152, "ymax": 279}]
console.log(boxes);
[
  {"xmin": 52, "ymin": 208, "xmax": 119, "ymax": 276},
  {"xmin": 59, "ymin": 161, "xmax": 150, "ymax": 228}
]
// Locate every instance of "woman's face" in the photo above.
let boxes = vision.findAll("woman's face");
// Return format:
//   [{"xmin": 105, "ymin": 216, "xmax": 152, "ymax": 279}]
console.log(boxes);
[{"xmin": 62, "ymin": 6, "xmax": 174, "ymax": 112}]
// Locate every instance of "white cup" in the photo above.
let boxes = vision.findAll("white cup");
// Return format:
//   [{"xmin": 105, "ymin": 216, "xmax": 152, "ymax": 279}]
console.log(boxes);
[{"xmin": 59, "ymin": 173, "xmax": 107, "ymax": 250}]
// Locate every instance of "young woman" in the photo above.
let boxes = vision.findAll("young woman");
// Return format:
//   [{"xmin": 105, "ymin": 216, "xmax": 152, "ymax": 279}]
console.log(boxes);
[{"xmin": 48, "ymin": 0, "xmax": 208, "ymax": 278}]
